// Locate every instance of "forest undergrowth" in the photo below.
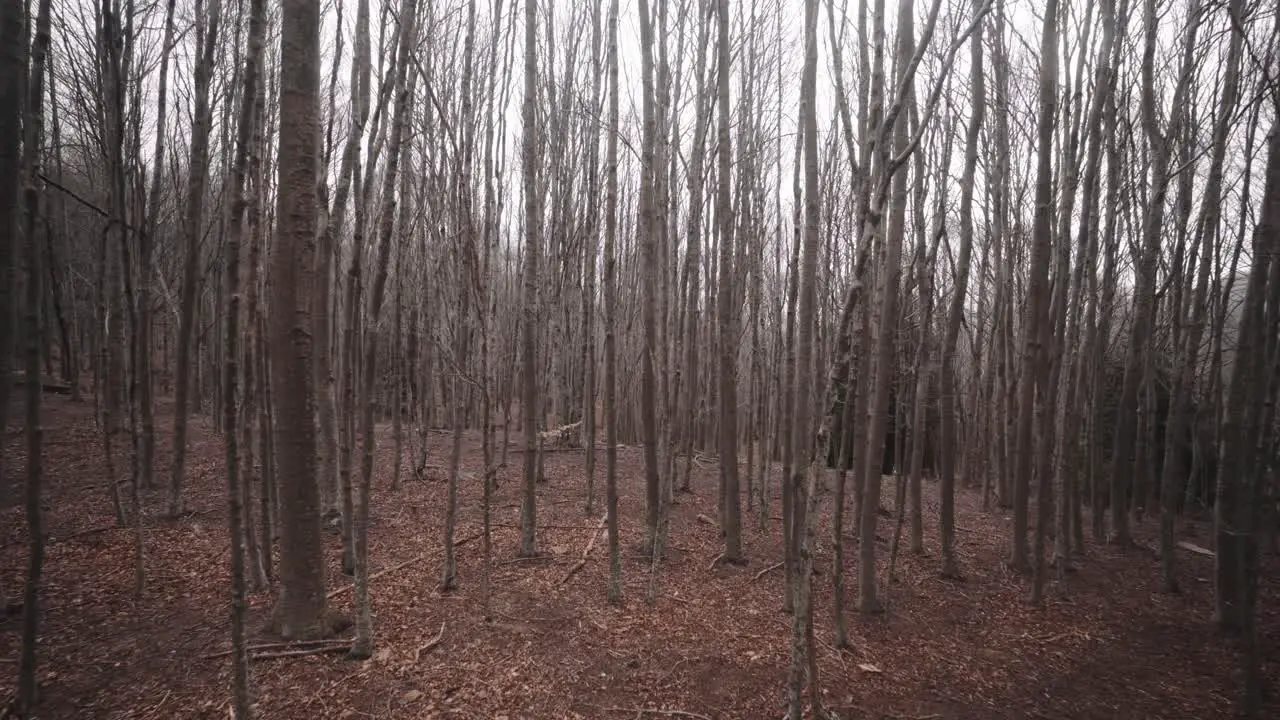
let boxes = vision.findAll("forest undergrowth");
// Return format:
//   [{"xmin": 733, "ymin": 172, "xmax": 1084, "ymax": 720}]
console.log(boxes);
[{"xmin": 2, "ymin": 395, "xmax": 1276, "ymax": 719}]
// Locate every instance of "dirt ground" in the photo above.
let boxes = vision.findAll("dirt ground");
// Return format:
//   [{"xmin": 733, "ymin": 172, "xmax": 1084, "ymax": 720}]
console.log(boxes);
[{"xmin": 1, "ymin": 393, "xmax": 1277, "ymax": 719}]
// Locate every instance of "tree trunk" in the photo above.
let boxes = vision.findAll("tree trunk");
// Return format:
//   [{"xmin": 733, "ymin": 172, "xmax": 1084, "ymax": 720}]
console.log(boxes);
[
  {"xmin": 170, "ymin": 0, "xmax": 223, "ymax": 516},
  {"xmin": 18, "ymin": 0, "xmax": 52, "ymax": 710},
  {"xmin": 603, "ymin": 0, "xmax": 622, "ymax": 603},
  {"xmin": 350, "ymin": 0, "xmax": 416, "ymax": 658},
  {"xmin": 518, "ymin": 0, "xmax": 542, "ymax": 558},
  {"xmin": 221, "ymin": 0, "xmax": 267, "ymax": 709},
  {"xmin": 938, "ymin": 0, "xmax": 984, "ymax": 578},
  {"xmin": 269, "ymin": 0, "xmax": 331, "ymax": 641},
  {"xmin": 714, "ymin": 0, "xmax": 742, "ymax": 563}
]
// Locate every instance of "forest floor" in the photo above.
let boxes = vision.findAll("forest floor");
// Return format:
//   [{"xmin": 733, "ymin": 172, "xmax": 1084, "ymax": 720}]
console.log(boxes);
[{"xmin": 1, "ymin": 393, "xmax": 1278, "ymax": 719}]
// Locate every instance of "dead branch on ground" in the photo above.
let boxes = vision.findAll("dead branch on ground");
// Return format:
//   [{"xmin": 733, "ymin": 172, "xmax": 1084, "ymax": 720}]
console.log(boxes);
[
  {"xmin": 560, "ymin": 513, "xmax": 609, "ymax": 585},
  {"xmin": 412, "ymin": 621, "xmax": 446, "ymax": 663}
]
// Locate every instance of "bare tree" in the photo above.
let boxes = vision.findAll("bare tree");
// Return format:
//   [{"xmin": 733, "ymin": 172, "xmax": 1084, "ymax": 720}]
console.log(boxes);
[
  {"xmin": 221, "ymin": 0, "xmax": 269, "ymax": 709},
  {"xmin": 351, "ymin": 0, "xmax": 417, "ymax": 658},
  {"xmin": 18, "ymin": 0, "xmax": 53, "ymax": 711},
  {"xmin": 518, "ymin": 0, "xmax": 542, "ymax": 558},
  {"xmin": 787, "ymin": 0, "xmax": 822, "ymax": 714},
  {"xmin": 603, "ymin": 0, "xmax": 622, "ymax": 603},
  {"xmin": 0, "ymin": 0, "xmax": 23, "ymax": 511},
  {"xmin": 714, "ymin": 0, "xmax": 742, "ymax": 563},
  {"xmin": 270, "ymin": 0, "xmax": 331, "ymax": 641},
  {"xmin": 169, "ymin": 0, "xmax": 223, "ymax": 517},
  {"xmin": 938, "ymin": 0, "xmax": 985, "ymax": 579}
]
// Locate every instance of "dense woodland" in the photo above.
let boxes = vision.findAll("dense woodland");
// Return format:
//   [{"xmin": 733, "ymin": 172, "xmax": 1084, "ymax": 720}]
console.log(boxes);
[{"xmin": 1, "ymin": 0, "xmax": 1279, "ymax": 717}]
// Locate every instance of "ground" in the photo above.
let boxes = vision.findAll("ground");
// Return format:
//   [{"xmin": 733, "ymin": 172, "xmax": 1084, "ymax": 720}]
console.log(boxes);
[{"xmin": 1, "ymin": 393, "xmax": 1277, "ymax": 719}]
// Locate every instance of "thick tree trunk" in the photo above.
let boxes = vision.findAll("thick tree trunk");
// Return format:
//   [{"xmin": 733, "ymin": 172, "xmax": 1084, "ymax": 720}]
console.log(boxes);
[{"xmin": 269, "ymin": 0, "xmax": 330, "ymax": 641}]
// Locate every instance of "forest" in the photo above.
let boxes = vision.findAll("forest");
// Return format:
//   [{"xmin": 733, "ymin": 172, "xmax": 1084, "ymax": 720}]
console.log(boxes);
[{"xmin": 1, "ymin": 0, "xmax": 1279, "ymax": 716}]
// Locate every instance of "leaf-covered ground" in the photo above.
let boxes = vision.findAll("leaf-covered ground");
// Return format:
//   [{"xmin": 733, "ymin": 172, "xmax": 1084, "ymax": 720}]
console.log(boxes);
[{"xmin": 2, "ymin": 393, "xmax": 1277, "ymax": 719}]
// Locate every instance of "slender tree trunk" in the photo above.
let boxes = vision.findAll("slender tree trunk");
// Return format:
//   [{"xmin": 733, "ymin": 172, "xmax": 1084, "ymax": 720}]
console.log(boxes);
[
  {"xmin": 0, "ymin": 0, "xmax": 24, "ymax": 505},
  {"xmin": 714, "ymin": 0, "xmax": 743, "ymax": 563},
  {"xmin": 518, "ymin": 0, "xmax": 542, "ymax": 558},
  {"xmin": 18, "ymin": 0, "xmax": 52, "ymax": 710},
  {"xmin": 350, "ymin": 0, "xmax": 416, "ymax": 658},
  {"xmin": 221, "ymin": 0, "xmax": 267, "ymax": 709},
  {"xmin": 169, "ymin": 0, "xmax": 223, "ymax": 516},
  {"xmin": 788, "ymin": 0, "xmax": 822, "ymax": 713},
  {"xmin": 137, "ymin": 0, "xmax": 176, "ymax": 494},
  {"xmin": 937, "ymin": 0, "xmax": 984, "ymax": 579},
  {"xmin": 603, "ymin": 0, "xmax": 623, "ymax": 603}
]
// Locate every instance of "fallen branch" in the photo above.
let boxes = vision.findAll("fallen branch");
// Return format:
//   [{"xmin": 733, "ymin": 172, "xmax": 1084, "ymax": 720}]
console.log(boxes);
[
  {"xmin": 601, "ymin": 708, "xmax": 712, "ymax": 720},
  {"xmin": 1177, "ymin": 540, "xmax": 1214, "ymax": 557},
  {"xmin": 560, "ymin": 514, "xmax": 609, "ymax": 586},
  {"xmin": 752, "ymin": 561, "xmax": 784, "ymax": 581},
  {"xmin": 328, "ymin": 532, "xmax": 483, "ymax": 599},
  {"xmin": 203, "ymin": 637, "xmax": 351, "ymax": 660},
  {"xmin": 56, "ymin": 525, "xmax": 117, "ymax": 543},
  {"xmin": 250, "ymin": 645, "xmax": 351, "ymax": 661},
  {"xmin": 706, "ymin": 552, "xmax": 725, "ymax": 571},
  {"xmin": 695, "ymin": 514, "xmax": 716, "ymax": 526},
  {"xmin": 328, "ymin": 554, "xmax": 426, "ymax": 599},
  {"xmin": 413, "ymin": 621, "xmax": 446, "ymax": 663}
]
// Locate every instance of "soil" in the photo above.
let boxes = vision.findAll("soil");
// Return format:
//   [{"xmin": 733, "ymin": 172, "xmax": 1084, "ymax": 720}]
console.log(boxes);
[{"xmin": 1, "ymin": 393, "xmax": 1277, "ymax": 719}]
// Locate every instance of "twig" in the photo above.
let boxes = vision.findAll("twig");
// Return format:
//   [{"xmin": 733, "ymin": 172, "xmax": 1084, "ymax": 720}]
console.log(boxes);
[
  {"xmin": 695, "ymin": 514, "xmax": 716, "ymax": 526},
  {"xmin": 601, "ymin": 708, "xmax": 712, "ymax": 720},
  {"xmin": 560, "ymin": 514, "xmax": 608, "ymax": 585},
  {"xmin": 706, "ymin": 552, "xmax": 725, "ymax": 571},
  {"xmin": 203, "ymin": 637, "xmax": 351, "ymax": 660},
  {"xmin": 412, "ymin": 621, "xmax": 446, "ymax": 663},
  {"xmin": 752, "ymin": 561, "xmax": 784, "ymax": 581}
]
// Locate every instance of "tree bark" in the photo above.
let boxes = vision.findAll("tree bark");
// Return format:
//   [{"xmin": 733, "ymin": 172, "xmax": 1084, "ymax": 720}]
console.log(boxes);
[
  {"xmin": 169, "ymin": 0, "xmax": 223, "ymax": 516},
  {"xmin": 269, "ymin": 0, "xmax": 330, "ymax": 640}
]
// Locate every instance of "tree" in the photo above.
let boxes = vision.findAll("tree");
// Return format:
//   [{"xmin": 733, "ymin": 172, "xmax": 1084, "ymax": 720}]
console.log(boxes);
[
  {"xmin": 137, "ymin": 0, "xmax": 177, "ymax": 497},
  {"xmin": 603, "ymin": 0, "xmax": 622, "ymax": 604},
  {"xmin": 0, "ymin": 0, "xmax": 22, "ymax": 513},
  {"xmin": 714, "ymin": 0, "xmax": 743, "ymax": 563},
  {"xmin": 220, "ymin": 0, "xmax": 269, "ymax": 708},
  {"xmin": 859, "ymin": 0, "xmax": 916, "ymax": 614},
  {"xmin": 1161, "ymin": 0, "xmax": 1244, "ymax": 593},
  {"xmin": 351, "ymin": 0, "xmax": 417, "ymax": 658},
  {"xmin": 169, "ymin": 0, "xmax": 223, "ymax": 517},
  {"xmin": 787, "ymin": 0, "xmax": 822, "ymax": 713},
  {"xmin": 269, "ymin": 0, "xmax": 331, "ymax": 641},
  {"xmin": 938, "ymin": 0, "xmax": 985, "ymax": 579},
  {"xmin": 18, "ymin": 0, "xmax": 53, "ymax": 711},
  {"xmin": 519, "ymin": 0, "xmax": 542, "ymax": 558},
  {"xmin": 1027, "ymin": 0, "xmax": 1059, "ymax": 604}
]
